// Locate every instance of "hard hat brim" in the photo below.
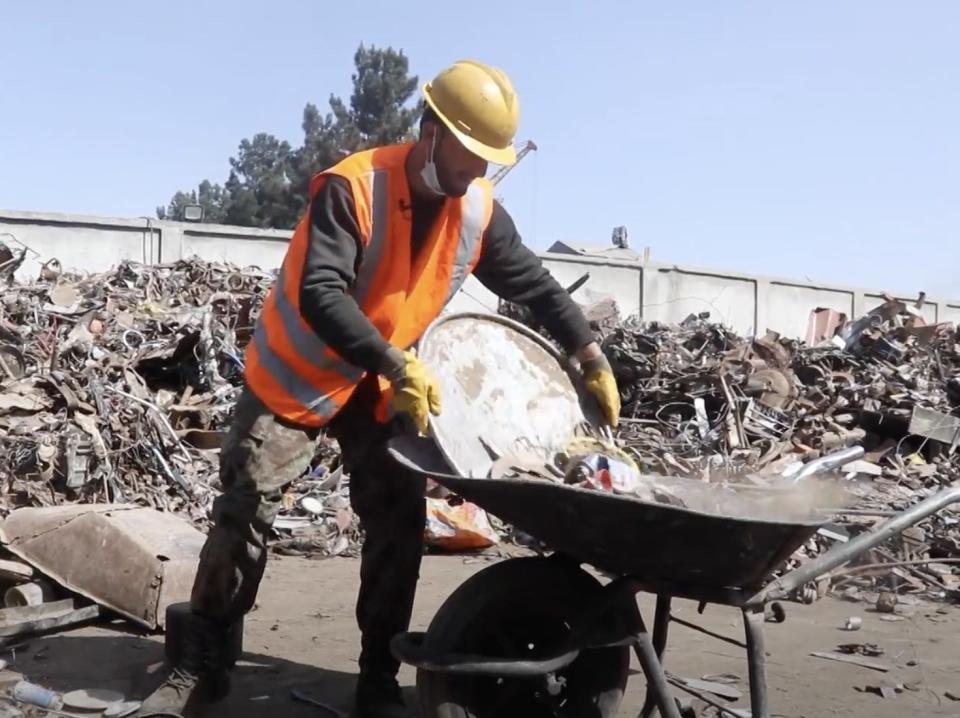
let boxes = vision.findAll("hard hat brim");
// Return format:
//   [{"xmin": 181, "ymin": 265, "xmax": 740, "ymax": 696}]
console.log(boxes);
[{"xmin": 423, "ymin": 84, "xmax": 517, "ymax": 166}]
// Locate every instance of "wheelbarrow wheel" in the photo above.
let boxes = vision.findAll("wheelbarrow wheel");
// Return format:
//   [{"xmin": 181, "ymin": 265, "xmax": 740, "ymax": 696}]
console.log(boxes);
[{"xmin": 416, "ymin": 556, "xmax": 629, "ymax": 718}]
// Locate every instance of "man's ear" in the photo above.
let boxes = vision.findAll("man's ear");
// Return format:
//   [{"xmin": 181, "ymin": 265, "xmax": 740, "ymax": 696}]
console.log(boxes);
[{"xmin": 420, "ymin": 119, "xmax": 438, "ymax": 143}]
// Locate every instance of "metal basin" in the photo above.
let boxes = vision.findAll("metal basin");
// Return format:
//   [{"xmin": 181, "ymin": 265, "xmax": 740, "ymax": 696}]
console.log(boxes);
[{"xmin": 389, "ymin": 435, "xmax": 826, "ymax": 591}]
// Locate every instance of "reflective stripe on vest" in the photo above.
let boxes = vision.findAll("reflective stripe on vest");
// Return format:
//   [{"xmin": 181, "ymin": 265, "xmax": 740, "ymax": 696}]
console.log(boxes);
[
  {"xmin": 246, "ymin": 146, "xmax": 492, "ymax": 427},
  {"xmin": 374, "ymin": 182, "xmax": 489, "ymax": 424},
  {"xmin": 445, "ymin": 182, "xmax": 488, "ymax": 305},
  {"xmin": 350, "ymin": 170, "xmax": 390, "ymax": 307},
  {"xmin": 249, "ymin": 170, "xmax": 391, "ymax": 421}
]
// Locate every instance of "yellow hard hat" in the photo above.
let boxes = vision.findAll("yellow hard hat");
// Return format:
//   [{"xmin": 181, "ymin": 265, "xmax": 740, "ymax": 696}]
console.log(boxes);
[{"xmin": 422, "ymin": 60, "xmax": 520, "ymax": 166}]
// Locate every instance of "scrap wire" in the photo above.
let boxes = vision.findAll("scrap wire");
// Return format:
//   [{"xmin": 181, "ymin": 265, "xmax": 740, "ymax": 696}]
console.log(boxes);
[
  {"xmin": 0, "ymin": 256, "xmax": 292, "ymax": 530},
  {"xmin": 104, "ymin": 386, "xmax": 192, "ymax": 464},
  {"xmin": 501, "ymin": 295, "xmax": 960, "ymax": 599},
  {"xmin": 832, "ymin": 557, "xmax": 960, "ymax": 577}
]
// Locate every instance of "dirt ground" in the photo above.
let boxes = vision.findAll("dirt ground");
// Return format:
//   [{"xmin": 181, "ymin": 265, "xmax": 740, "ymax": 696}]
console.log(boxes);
[{"xmin": 3, "ymin": 554, "xmax": 959, "ymax": 717}]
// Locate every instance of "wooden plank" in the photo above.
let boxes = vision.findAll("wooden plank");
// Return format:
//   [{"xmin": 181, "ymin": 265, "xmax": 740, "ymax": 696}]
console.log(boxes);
[
  {"xmin": 0, "ymin": 604, "xmax": 99, "ymax": 643},
  {"xmin": 0, "ymin": 598, "xmax": 74, "ymax": 629},
  {"xmin": 0, "ymin": 559, "xmax": 34, "ymax": 582}
]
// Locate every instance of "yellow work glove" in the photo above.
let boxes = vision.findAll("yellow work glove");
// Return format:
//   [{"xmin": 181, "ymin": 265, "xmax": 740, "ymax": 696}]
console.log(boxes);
[
  {"xmin": 380, "ymin": 348, "xmax": 442, "ymax": 434},
  {"xmin": 581, "ymin": 353, "xmax": 621, "ymax": 428}
]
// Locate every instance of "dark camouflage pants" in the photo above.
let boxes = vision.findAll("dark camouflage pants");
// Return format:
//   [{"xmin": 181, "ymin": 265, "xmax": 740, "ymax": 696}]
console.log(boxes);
[{"xmin": 190, "ymin": 376, "xmax": 426, "ymax": 680}]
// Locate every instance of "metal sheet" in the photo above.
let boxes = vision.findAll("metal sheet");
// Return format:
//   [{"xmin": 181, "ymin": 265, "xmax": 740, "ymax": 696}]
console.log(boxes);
[
  {"xmin": 909, "ymin": 406, "xmax": 960, "ymax": 446},
  {"xmin": 0, "ymin": 504, "xmax": 205, "ymax": 630},
  {"xmin": 418, "ymin": 312, "xmax": 601, "ymax": 478}
]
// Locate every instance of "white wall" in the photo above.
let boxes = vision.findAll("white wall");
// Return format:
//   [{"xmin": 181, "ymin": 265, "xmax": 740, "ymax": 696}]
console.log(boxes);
[
  {"xmin": 161, "ymin": 224, "xmax": 290, "ymax": 270},
  {"xmin": 764, "ymin": 282, "xmax": 856, "ymax": 340},
  {"xmin": 0, "ymin": 210, "xmax": 159, "ymax": 278},
  {"xmin": 1, "ymin": 208, "xmax": 955, "ymax": 340}
]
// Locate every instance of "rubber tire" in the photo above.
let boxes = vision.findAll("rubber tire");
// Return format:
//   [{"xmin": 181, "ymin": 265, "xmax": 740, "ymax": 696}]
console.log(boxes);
[{"xmin": 416, "ymin": 556, "xmax": 630, "ymax": 718}]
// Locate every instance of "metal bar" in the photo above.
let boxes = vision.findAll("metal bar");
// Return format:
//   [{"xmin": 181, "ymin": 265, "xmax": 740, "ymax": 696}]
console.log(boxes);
[
  {"xmin": 743, "ymin": 608, "xmax": 770, "ymax": 718},
  {"xmin": 623, "ymin": 579, "xmax": 749, "ymax": 608},
  {"xmin": 669, "ymin": 615, "xmax": 748, "ymax": 650},
  {"xmin": 565, "ymin": 272, "xmax": 590, "ymax": 295},
  {"xmin": 652, "ymin": 595, "xmax": 672, "ymax": 658},
  {"xmin": 868, "ymin": 546, "xmax": 956, "ymax": 592},
  {"xmin": 821, "ymin": 508, "xmax": 898, "ymax": 517},
  {"xmin": 104, "ymin": 385, "xmax": 193, "ymax": 463},
  {"xmin": 290, "ymin": 689, "xmax": 345, "ymax": 718},
  {"xmin": 751, "ymin": 486, "xmax": 960, "ymax": 606},
  {"xmin": 832, "ymin": 557, "xmax": 960, "ymax": 577},
  {"xmin": 389, "ymin": 631, "xmax": 579, "ymax": 676},
  {"xmin": 665, "ymin": 675, "xmax": 739, "ymax": 715},
  {"xmin": 789, "ymin": 445, "xmax": 864, "ymax": 482},
  {"xmin": 633, "ymin": 633, "xmax": 683, "ymax": 718},
  {"xmin": 640, "ymin": 596, "xmax": 673, "ymax": 718}
]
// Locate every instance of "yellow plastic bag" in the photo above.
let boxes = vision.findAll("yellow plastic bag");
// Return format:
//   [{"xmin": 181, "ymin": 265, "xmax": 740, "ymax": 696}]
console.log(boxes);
[{"xmin": 424, "ymin": 498, "xmax": 499, "ymax": 551}]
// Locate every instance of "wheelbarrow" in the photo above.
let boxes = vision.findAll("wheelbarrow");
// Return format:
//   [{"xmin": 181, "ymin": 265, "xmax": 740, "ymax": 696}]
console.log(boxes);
[
  {"xmin": 384, "ymin": 312, "xmax": 960, "ymax": 717},
  {"xmin": 388, "ymin": 436, "xmax": 960, "ymax": 717}
]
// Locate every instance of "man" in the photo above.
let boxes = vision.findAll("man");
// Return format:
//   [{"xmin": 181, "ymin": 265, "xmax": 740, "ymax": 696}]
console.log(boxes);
[{"xmin": 138, "ymin": 59, "xmax": 621, "ymax": 718}]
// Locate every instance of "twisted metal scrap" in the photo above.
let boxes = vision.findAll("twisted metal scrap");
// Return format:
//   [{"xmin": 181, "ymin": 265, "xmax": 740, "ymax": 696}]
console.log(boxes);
[
  {"xmin": 500, "ymin": 298, "xmax": 960, "ymax": 600},
  {"xmin": 0, "ymin": 257, "xmax": 346, "ymax": 537}
]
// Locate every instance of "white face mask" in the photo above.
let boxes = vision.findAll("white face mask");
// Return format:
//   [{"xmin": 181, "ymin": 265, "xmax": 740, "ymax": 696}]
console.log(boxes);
[{"xmin": 420, "ymin": 132, "xmax": 445, "ymax": 196}]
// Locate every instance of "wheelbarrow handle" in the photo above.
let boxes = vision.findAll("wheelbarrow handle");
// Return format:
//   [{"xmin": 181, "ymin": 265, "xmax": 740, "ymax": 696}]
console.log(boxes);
[{"xmin": 750, "ymin": 485, "xmax": 960, "ymax": 607}]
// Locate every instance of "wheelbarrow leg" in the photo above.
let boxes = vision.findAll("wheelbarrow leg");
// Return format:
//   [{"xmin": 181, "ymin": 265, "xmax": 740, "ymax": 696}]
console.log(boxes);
[
  {"xmin": 743, "ymin": 607, "xmax": 770, "ymax": 718},
  {"xmin": 639, "ymin": 595, "xmax": 672, "ymax": 718},
  {"xmin": 632, "ymin": 605, "xmax": 682, "ymax": 718}
]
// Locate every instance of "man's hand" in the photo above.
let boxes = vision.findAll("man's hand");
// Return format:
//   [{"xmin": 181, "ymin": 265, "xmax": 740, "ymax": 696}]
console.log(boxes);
[
  {"xmin": 380, "ymin": 348, "xmax": 442, "ymax": 434},
  {"xmin": 576, "ymin": 343, "xmax": 621, "ymax": 427}
]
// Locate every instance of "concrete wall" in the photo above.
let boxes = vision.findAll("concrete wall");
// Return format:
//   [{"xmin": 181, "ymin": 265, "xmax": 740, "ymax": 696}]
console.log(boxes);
[
  {"xmin": 160, "ymin": 222, "xmax": 290, "ymax": 269},
  {"xmin": 0, "ymin": 210, "xmax": 160, "ymax": 278},
  {"xmin": 2, "ymin": 208, "xmax": 956, "ymax": 340}
]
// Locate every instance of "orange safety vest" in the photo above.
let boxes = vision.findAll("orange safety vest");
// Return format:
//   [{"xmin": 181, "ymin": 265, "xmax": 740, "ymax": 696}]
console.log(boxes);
[{"xmin": 243, "ymin": 143, "xmax": 495, "ymax": 428}]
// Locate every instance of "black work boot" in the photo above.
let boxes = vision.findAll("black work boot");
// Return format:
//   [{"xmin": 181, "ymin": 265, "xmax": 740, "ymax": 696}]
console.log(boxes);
[
  {"xmin": 353, "ymin": 674, "xmax": 416, "ymax": 718},
  {"xmin": 137, "ymin": 609, "xmax": 232, "ymax": 717}
]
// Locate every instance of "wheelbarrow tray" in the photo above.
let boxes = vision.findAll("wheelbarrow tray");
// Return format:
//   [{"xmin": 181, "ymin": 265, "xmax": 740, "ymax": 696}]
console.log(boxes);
[{"xmin": 390, "ymin": 436, "xmax": 826, "ymax": 590}]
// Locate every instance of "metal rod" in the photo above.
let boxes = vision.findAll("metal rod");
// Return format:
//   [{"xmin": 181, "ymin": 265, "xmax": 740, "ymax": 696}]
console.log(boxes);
[
  {"xmin": 622, "ymin": 579, "xmax": 749, "ymax": 608},
  {"xmin": 821, "ymin": 508, "xmax": 898, "ymax": 517},
  {"xmin": 670, "ymin": 615, "xmax": 748, "ymax": 649},
  {"xmin": 751, "ymin": 486, "xmax": 960, "ymax": 606},
  {"xmin": 104, "ymin": 385, "xmax": 193, "ymax": 463},
  {"xmin": 665, "ymin": 675, "xmax": 739, "ymax": 715},
  {"xmin": 789, "ymin": 445, "xmax": 865, "ymax": 482},
  {"xmin": 743, "ymin": 608, "xmax": 770, "ymax": 718},
  {"xmin": 290, "ymin": 688, "xmax": 346, "ymax": 717},
  {"xmin": 652, "ymin": 595, "xmax": 672, "ymax": 659},
  {"xmin": 640, "ymin": 596, "xmax": 674, "ymax": 718},
  {"xmin": 389, "ymin": 631, "xmax": 578, "ymax": 676},
  {"xmin": 565, "ymin": 272, "xmax": 590, "ymax": 295},
  {"xmin": 870, "ymin": 547, "xmax": 955, "ymax": 592},
  {"xmin": 633, "ymin": 633, "xmax": 683, "ymax": 718},
  {"xmin": 150, "ymin": 445, "xmax": 191, "ymax": 494},
  {"xmin": 832, "ymin": 557, "xmax": 960, "ymax": 577}
]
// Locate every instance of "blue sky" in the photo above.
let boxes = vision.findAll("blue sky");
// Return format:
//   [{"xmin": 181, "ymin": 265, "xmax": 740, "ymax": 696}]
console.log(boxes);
[{"xmin": 2, "ymin": 1, "xmax": 957, "ymax": 297}]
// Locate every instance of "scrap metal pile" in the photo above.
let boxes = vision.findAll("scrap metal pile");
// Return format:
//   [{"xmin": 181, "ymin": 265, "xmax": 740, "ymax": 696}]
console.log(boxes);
[
  {"xmin": 1, "ymin": 244, "xmax": 957, "ymax": 595},
  {"xmin": 0, "ymin": 251, "xmax": 353, "ymax": 555},
  {"xmin": 501, "ymin": 293, "xmax": 960, "ymax": 603}
]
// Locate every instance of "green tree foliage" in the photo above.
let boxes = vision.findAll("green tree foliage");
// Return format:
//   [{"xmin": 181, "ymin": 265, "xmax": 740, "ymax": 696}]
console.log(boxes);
[{"xmin": 157, "ymin": 45, "xmax": 423, "ymax": 229}]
